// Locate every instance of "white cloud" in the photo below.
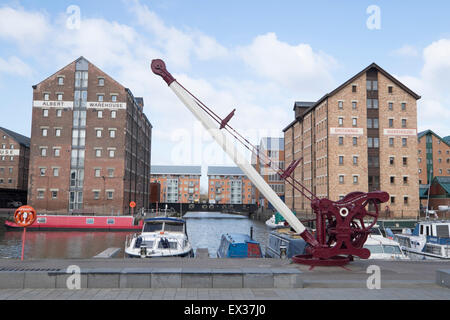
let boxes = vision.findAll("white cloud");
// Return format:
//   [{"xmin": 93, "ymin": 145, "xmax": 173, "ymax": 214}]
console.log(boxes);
[
  {"xmin": 0, "ymin": 56, "xmax": 33, "ymax": 78},
  {"xmin": 396, "ymin": 39, "xmax": 450, "ymax": 137},
  {"xmin": 128, "ymin": 0, "xmax": 230, "ymax": 69},
  {"xmin": 237, "ymin": 32, "xmax": 338, "ymax": 96},
  {"xmin": 391, "ymin": 45, "xmax": 420, "ymax": 58},
  {"xmin": 0, "ymin": 6, "xmax": 50, "ymax": 47}
]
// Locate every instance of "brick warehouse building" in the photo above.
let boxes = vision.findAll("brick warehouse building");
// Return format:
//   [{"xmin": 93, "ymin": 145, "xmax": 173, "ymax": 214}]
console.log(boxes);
[
  {"xmin": 0, "ymin": 127, "xmax": 30, "ymax": 206},
  {"xmin": 417, "ymin": 130, "xmax": 450, "ymax": 185},
  {"xmin": 28, "ymin": 57, "xmax": 152, "ymax": 215},
  {"xmin": 150, "ymin": 165, "xmax": 201, "ymax": 203},
  {"xmin": 283, "ymin": 63, "xmax": 421, "ymax": 218},
  {"xmin": 417, "ymin": 130, "xmax": 450, "ymax": 209},
  {"xmin": 207, "ymin": 166, "xmax": 253, "ymax": 204}
]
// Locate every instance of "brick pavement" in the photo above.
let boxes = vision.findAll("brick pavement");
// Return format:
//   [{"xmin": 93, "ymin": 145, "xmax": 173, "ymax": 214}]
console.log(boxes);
[{"xmin": 0, "ymin": 287, "xmax": 448, "ymax": 300}]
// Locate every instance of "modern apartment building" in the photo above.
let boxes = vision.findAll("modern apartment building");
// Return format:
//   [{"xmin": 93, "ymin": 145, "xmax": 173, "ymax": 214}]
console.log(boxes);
[
  {"xmin": 28, "ymin": 56, "xmax": 152, "ymax": 215},
  {"xmin": 0, "ymin": 127, "xmax": 30, "ymax": 191},
  {"xmin": 283, "ymin": 63, "xmax": 421, "ymax": 217},
  {"xmin": 150, "ymin": 165, "xmax": 201, "ymax": 203},
  {"xmin": 207, "ymin": 166, "xmax": 253, "ymax": 204},
  {"xmin": 252, "ymin": 137, "xmax": 285, "ymax": 208}
]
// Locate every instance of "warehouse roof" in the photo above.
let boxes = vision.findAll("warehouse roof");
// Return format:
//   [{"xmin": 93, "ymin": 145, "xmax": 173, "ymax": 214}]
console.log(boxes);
[
  {"xmin": 0, "ymin": 127, "xmax": 30, "ymax": 148},
  {"xmin": 151, "ymin": 165, "xmax": 201, "ymax": 175},
  {"xmin": 207, "ymin": 166, "xmax": 245, "ymax": 176}
]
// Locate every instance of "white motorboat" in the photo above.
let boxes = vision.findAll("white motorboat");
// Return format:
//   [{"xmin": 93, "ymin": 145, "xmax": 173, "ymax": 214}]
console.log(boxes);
[
  {"xmin": 394, "ymin": 220, "xmax": 450, "ymax": 260},
  {"xmin": 265, "ymin": 214, "xmax": 286, "ymax": 229},
  {"xmin": 125, "ymin": 217, "xmax": 194, "ymax": 258},
  {"xmin": 363, "ymin": 226, "xmax": 408, "ymax": 260}
]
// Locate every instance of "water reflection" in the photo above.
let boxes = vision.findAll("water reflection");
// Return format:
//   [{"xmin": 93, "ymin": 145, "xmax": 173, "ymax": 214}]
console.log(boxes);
[{"xmin": 0, "ymin": 212, "xmax": 270, "ymax": 259}]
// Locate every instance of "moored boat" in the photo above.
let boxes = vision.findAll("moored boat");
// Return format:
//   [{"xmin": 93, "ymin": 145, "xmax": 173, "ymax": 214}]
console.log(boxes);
[
  {"xmin": 4, "ymin": 214, "xmax": 143, "ymax": 231},
  {"xmin": 394, "ymin": 220, "xmax": 450, "ymax": 260},
  {"xmin": 125, "ymin": 217, "xmax": 194, "ymax": 258},
  {"xmin": 265, "ymin": 214, "xmax": 286, "ymax": 229},
  {"xmin": 217, "ymin": 233, "xmax": 262, "ymax": 258},
  {"xmin": 265, "ymin": 228, "xmax": 307, "ymax": 259},
  {"xmin": 362, "ymin": 226, "xmax": 408, "ymax": 260}
]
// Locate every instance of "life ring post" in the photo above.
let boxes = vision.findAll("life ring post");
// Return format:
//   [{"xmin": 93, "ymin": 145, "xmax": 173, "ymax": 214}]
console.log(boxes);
[{"xmin": 14, "ymin": 205, "xmax": 37, "ymax": 261}]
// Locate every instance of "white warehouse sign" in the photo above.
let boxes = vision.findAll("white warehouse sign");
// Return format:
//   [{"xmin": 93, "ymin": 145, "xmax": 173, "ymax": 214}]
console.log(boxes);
[
  {"xmin": 0, "ymin": 149, "xmax": 20, "ymax": 156},
  {"xmin": 383, "ymin": 129, "xmax": 417, "ymax": 136},
  {"xmin": 87, "ymin": 102, "xmax": 126, "ymax": 109},
  {"xmin": 330, "ymin": 128, "xmax": 364, "ymax": 135},
  {"xmin": 33, "ymin": 101, "xmax": 74, "ymax": 108}
]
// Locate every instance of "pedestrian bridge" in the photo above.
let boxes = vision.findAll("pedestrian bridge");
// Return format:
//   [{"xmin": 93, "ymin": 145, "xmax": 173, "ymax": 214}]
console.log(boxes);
[{"xmin": 149, "ymin": 203, "xmax": 257, "ymax": 217}]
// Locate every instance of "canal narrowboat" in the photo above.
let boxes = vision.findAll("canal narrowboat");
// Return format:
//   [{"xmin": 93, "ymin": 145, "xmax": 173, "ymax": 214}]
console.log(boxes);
[
  {"xmin": 265, "ymin": 228, "xmax": 307, "ymax": 259},
  {"xmin": 125, "ymin": 217, "xmax": 194, "ymax": 258},
  {"xmin": 216, "ymin": 233, "xmax": 262, "ymax": 258},
  {"xmin": 4, "ymin": 214, "xmax": 143, "ymax": 231}
]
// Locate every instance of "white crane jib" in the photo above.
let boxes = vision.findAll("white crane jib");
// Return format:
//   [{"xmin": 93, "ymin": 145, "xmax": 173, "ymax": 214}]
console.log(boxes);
[{"xmin": 151, "ymin": 59, "xmax": 306, "ymax": 235}]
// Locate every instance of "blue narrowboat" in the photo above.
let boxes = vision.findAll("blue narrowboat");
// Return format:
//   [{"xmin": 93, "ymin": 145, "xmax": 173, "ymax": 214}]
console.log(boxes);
[{"xmin": 217, "ymin": 233, "xmax": 263, "ymax": 258}]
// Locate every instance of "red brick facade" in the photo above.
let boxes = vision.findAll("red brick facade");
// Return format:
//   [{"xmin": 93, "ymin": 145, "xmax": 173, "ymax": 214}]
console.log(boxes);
[
  {"xmin": 0, "ymin": 128, "xmax": 30, "ymax": 191},
  {"xmin": 28, "ymin": 57, "xmax": 152, "ymax": 215}
]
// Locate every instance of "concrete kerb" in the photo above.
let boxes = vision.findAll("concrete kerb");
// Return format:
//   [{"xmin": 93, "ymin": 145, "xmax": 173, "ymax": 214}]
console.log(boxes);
[
  {"xmin": 151, "ymin": 268, "xmax": 182, "ymax": 288},
  {"xmin": 0, "ymin": 267, "xmax": 304, "ymax": 289}
]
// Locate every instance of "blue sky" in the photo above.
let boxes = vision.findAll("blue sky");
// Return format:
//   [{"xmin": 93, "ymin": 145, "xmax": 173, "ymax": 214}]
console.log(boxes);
[{"xmin": 0, "ymin": 0, "xmax": 449, "ymax": 184}]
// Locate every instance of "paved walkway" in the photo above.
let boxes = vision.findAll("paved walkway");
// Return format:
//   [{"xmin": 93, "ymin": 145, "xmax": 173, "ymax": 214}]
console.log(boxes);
[{"xmin": 0, "ymin": 287, "xmax": 448, "ymax": 300}]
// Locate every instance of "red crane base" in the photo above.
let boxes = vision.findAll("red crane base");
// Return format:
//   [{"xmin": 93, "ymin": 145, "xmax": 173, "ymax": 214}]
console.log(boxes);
[
  {"xmin": 292, "ymin": 254, "xmax": 351, "ymax": 267},
  {"xmin": 291, "ymin": 191, "xmax": 390, "ymax": 267}
]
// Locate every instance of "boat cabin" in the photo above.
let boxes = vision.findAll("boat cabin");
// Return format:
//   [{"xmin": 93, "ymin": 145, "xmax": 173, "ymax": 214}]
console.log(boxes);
[
  {"xmin": 217, "ymin": 233, "xmax": 262, "ymax": 258},
  {"xmin": 142, "ymin": 217, "xmax": 186, "ymax": 234},
  {"xmin": 412, "ymin": 221, "xmax": 450, "ymax": 244}
]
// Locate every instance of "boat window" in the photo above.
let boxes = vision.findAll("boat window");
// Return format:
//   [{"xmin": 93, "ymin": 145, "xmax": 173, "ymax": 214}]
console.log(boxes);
[
  {"xmin": 364, "ymin": 245, "xmax": 383, "ymax": 254},
  {"xmin": 424, "ymin": 244, "xmax": 442, "ymax": 255},
  {"xmin": 86, "ymin": 218, "xmax": 94, "ymax": 224},
  {"xmin": 141, "ymin": 240, "xmax": 154, "ymax": 248},
  {"xmin": 436, "ymin": 225, "xmax": 450, "ymax": 238},
  {"xmin": 164, "ymin": 222, "xmax": 184, "ymax": 232},
  {"xmin": 158, "ymin": 239, "xmax": 177, "ymax": 249},
  {"xmin": 370, "ymin": 228, "xmax": 382, "ymax": 236},
  {"xmin": 37, "ymin": 217, "xmax": 47, "ymax": 224},
  {"xmin": 420, "ymin": 224, "xmax": 424, "ymax": 235},
  {"xmin": 395, "ymin": 236, "xmax": 410, "ymax": 248},
  {"xmin": 426, "ymin": 226, "xmax": 430, "ymax": 236},
  {"xmin": 143, "ymin": 222, "xmax": 163, "ymax": 232},
  {"xmin": 107, "ymin": 219, "xmax": 115, "ymax": 225},
  {"xmin": 382, "ymin": 245, "xmax": 402, "ymax": 254}
]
